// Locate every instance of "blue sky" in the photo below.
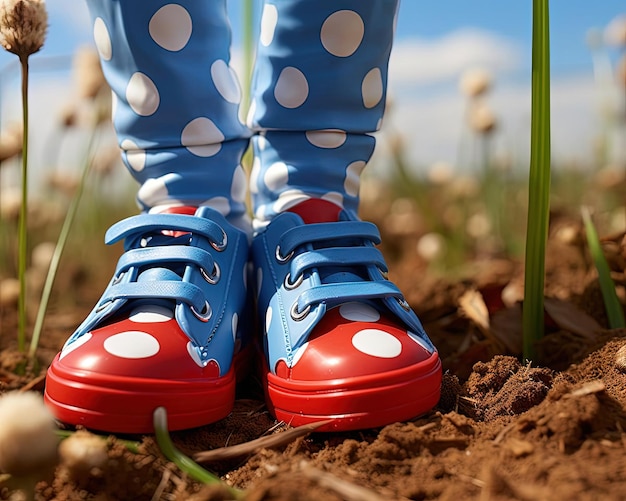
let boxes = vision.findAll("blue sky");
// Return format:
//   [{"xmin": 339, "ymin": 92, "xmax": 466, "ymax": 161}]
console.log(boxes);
[{"xmin": 1, "ymin": 1, "xmax": 625, "ymax": 182}]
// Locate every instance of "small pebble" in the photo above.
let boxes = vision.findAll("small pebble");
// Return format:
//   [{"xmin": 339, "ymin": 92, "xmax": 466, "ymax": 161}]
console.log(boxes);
[{"xmin": 615, "ymin": 344, "xmax": 626, "ymax": 373}]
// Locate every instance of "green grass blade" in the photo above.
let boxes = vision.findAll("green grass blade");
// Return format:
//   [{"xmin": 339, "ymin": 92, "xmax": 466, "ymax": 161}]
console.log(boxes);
[
  {"xmin": 29, "ymin": 127, "xmax": 98, "ymax": 361},
  {"xmin": 523, "ymin": 0, "xmax": 551, "ymax": 361},
  {"xmin": 153, "ymin": 407, "xmax": 244, "ymax": 498},
  {"xmin": 581, "ymin": 207, "xmax": 625, "ymax": 329}
]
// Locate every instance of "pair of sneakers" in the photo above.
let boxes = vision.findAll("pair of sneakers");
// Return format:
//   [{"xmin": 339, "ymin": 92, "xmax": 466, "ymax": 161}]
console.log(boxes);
[{"xmin": 44, "ymin": 199, "xmax": 442, "ymax": 433}]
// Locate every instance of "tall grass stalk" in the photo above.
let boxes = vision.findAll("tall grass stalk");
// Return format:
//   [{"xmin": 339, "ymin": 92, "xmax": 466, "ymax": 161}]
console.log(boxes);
[
  {"xmin": 581, "ymin": 207, "xmax": 625, "ymax": 329},
  {"xmin": 153, "ymin": 407, "xmax": 244, "ymax": 498},
  {"xmin": 28, "ymin": 127, "xmax": 99, "ymax": 363},
  {"xmin": 522, "ymin": 0, "xmax": 551, "ymax": 360},
  {"xmin": 241, "ymin": 0, "xmax": 254, "ymax": 112}
]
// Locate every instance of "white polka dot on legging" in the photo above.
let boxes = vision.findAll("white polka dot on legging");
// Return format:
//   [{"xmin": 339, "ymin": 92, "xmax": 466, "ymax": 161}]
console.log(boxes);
[
  {"xmin": 181, "ymin": 117, "xmax": 224, "ymax": 157},
  {"xmin": 121, "ymin": 139, "xmax": 146, "ymax": 172},
  {"xmin": 344, "ymin": 160, "xmax": 366, "ymax": 197},
  {"xmin": 60, "ymin": 333, "xmax": 93, "ymax": 360},
  {"xmin": 343, "ymin": 160, "xmax": 365, "ymax": 197},
  {"xmin": 260, "ymin": 4, "xmax": 278, "ymax": 47},
  {"xmin": 200, "ymin": 196, "xmax": 230, "ymax": 216},
  {"xmin": 321, "ymin": 191, "xmax": 344, "ymax": 208},
  {"xmin": 274, "ymin": 67, "xmax": 309, "ymax": 108},
  {"xmin": 138, "ymin": 178, "xmax": 170, "ymax": 207},
  {"xmin": 272, "ymin": 189, "xmax": 311, "ymax": 213},
  {"xmin": 320, "ymin": 10, "xmax": 364, "ymax": 57},
  {"xmin": 126, "ymin": 72, "xmax": 160, "ymax": 116},
  {"xmin": 263, "ymin": 162, "xmax": 289, "ymax": 191},
  {"xmin": 362, "ymin": 68, "xmax": 383, "ymax": 109},
  {"xmin": 149, "ymin": 4, "xmax": 192, "ymax": 52},
  {"xmin": 103, "ymin": 331, "xmax": 160, "ymax": 359},
  {"xmin": 339, "ymin": 302, "xmax": 380, "ymax": 322},
  {"xmin": 129, "ymin": 305, "xmax": 173, "ymax": 323},
  {"xmin": 305, "ymin": 130, "xmax": 347, "ymax": 149},
  {"xmin": 352, "ymin": 329, "xmax": 402, "ymax": 358},
  {"xmin": 211, "ymin": 59, "xmax": 241, "ymax": 104},
  {"xmin": 93, "ymin": 18, "xmax": 112, "ymax": 61}
]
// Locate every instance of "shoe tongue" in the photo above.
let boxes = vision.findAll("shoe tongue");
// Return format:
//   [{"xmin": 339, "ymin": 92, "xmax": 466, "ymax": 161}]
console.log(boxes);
[
  {"xmin": 287, "ymin": 199, "xmax": 342, "ymax": 224},
  {"xmin": 152, "ymin": 206, "xmax": 198, "ymax": 237},
  {"xmin": 287, "ymin": 199, "xmax": 367, "ymax": 286}
]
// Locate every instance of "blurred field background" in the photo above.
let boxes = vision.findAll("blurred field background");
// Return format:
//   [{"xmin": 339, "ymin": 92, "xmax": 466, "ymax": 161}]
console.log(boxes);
[{"xmin": 0, "ymin": 2, "xmax": 625, "ymax": 315}]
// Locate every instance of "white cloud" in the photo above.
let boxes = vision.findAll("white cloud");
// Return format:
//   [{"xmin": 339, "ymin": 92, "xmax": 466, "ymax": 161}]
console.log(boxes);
[
  {"xmin": 389, "ymin": 29, "xmax": 523, "ymax": 87},
  {"xmin": 372, "ymin": 30, "xmax": 618, "ymax": 176}
]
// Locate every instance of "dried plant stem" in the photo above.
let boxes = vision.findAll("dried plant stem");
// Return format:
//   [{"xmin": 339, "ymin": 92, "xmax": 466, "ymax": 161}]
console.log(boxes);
[
  {"xmin": 194, "ymin": 419, "xmax": 332, "ymax": 463},
  {"xmin": 17, "ymin": 53, "xmax": 29, "ymax": 352}
]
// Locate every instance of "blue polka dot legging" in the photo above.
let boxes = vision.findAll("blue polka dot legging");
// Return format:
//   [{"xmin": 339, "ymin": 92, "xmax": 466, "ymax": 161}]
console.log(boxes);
[{"xmin": 86, "ymin": 0, "xmax": 399, "ymax": 227}]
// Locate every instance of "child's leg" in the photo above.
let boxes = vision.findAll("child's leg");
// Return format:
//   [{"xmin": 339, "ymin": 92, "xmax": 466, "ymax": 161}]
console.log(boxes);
[
  {"xmin": 44, "ymin": 0, "xmax": 251, "ymax": 433},
  {"xmin": 249, "ymin": 0, "xmax": 442, "ymax": 431}
]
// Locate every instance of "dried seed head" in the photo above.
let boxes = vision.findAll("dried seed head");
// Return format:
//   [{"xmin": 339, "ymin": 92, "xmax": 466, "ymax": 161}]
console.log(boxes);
[
  {"xmin": 468, "ymin": 103, "xmax": 497, "ymax": 134},
  {"xmin": 0, "ymin": 0, "xmax": 48, "ymax": 58},
  {"xmin": 0, "ymin": 391, "xmax": 59, "ymax": 476},
  {"xmin": 605, "ymin": 14, "xmax": 626, "ymax": 47},
  {"xmin": 0, "ymin": 187, "xmax": 21, "ymax": 220},
  {"xmin": 0, "ymin": 278, "xmax": 20, "ymax": 306},
  {"xmin": 427, "ymin": 161, "xmax": 454, "ymax": 185},
  {"xmin": 58, "ymin": 430, "xmax": 108, "ymax": 477},
  {"xmin": 73, "ymin": 46, "xmax": 107, "ymax": 99},
  {"xmin": 459, "ymin": 68, "xmax": 492, "ymax": 98},
  {"xmin": 416, "ymin": 232, "xmax": 447, "ymax": 262}
]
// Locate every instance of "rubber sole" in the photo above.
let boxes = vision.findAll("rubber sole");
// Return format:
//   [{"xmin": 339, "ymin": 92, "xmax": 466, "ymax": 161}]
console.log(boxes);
[
  {"xmin": 264, "ymin": 350, "xmax": 442, "ymax": 431},
  {"xmin": 44, "ymin": 353, "xmax": 237, "ymax": 434}
]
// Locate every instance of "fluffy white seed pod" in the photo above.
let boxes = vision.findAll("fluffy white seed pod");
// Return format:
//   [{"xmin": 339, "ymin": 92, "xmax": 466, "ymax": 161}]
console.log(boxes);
[
  {"xmin": 58, "ymin": 430, "xmax": 108, "ymax": 476},
  {"xmin": 459, "ymin": 68, "xmax": 492, "ymax": 98},
  {"xmin": 0, "ymin": 391, "xmax": 58, "ymax": 476},
  {"xmin": 468, "ymin": 103, "xmax": 497, "ymax": 134},
  {"xmin": 605, "ymin": 14, "xmax": 626, "ymax": 47},
  {"xmin": 416, "ymin": 232, "xmax": 446, "ymax": 262}
]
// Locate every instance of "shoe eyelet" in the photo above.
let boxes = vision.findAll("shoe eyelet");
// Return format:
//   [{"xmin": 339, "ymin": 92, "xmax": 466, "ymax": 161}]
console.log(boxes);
[
  {"xmin": 140, "ymin": 236, "xmax": 152, "ymax": 248},
  {"xmin": 284, "ymin": 272, "xmax": 303, "ymax": 290},
  {"xmin": 290, "ymin": 301, "xmax": 311, "ymax": 321},
  {"xmin": 377, "ymin": 267, "xmax": 389, "ymax": 280},
  {"xmin": 398, "ymin": 298, "xmax": 411, "ymax": 311},
  {"xmin": 191, "ymin": 300, "xmax": 212, "ymax": 322},
  {"xmin": 275, "ymin": 245, "xmax": 294, "ymax": 263},
  {"xmin": 211, "ymin": 229, "xmax": 228, "ymax": 252},
  {"xmin": 200, "ymin": 262, "xmax": 221, "ymax": 285}
]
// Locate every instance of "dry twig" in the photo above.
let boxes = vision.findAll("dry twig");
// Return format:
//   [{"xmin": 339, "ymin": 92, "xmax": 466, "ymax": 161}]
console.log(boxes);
[{"xmin": 194, "ymin": 419, "xmax": 333, "ymax": 463}]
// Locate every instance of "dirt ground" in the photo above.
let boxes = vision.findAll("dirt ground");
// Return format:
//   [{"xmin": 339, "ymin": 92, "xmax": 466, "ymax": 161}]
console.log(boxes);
[{"xmin": 1, "ymin": 207, "xmax": 626, "ymax": 500}]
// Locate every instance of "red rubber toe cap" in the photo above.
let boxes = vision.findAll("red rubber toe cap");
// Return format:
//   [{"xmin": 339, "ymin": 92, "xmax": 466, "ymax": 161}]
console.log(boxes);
[
  {"xmin": 266, "ymin": 302, "xmax": 442, "ymax": 431},
  {"xmin": 45, "ymin": 304, "xmax": 235, "ymax": 433}
]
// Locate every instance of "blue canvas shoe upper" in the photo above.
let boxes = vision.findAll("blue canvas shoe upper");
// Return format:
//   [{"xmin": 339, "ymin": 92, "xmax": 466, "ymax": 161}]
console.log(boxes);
[{"xmin": 63, "ymin": 207, "xmax": 249, "ymax": 375}]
